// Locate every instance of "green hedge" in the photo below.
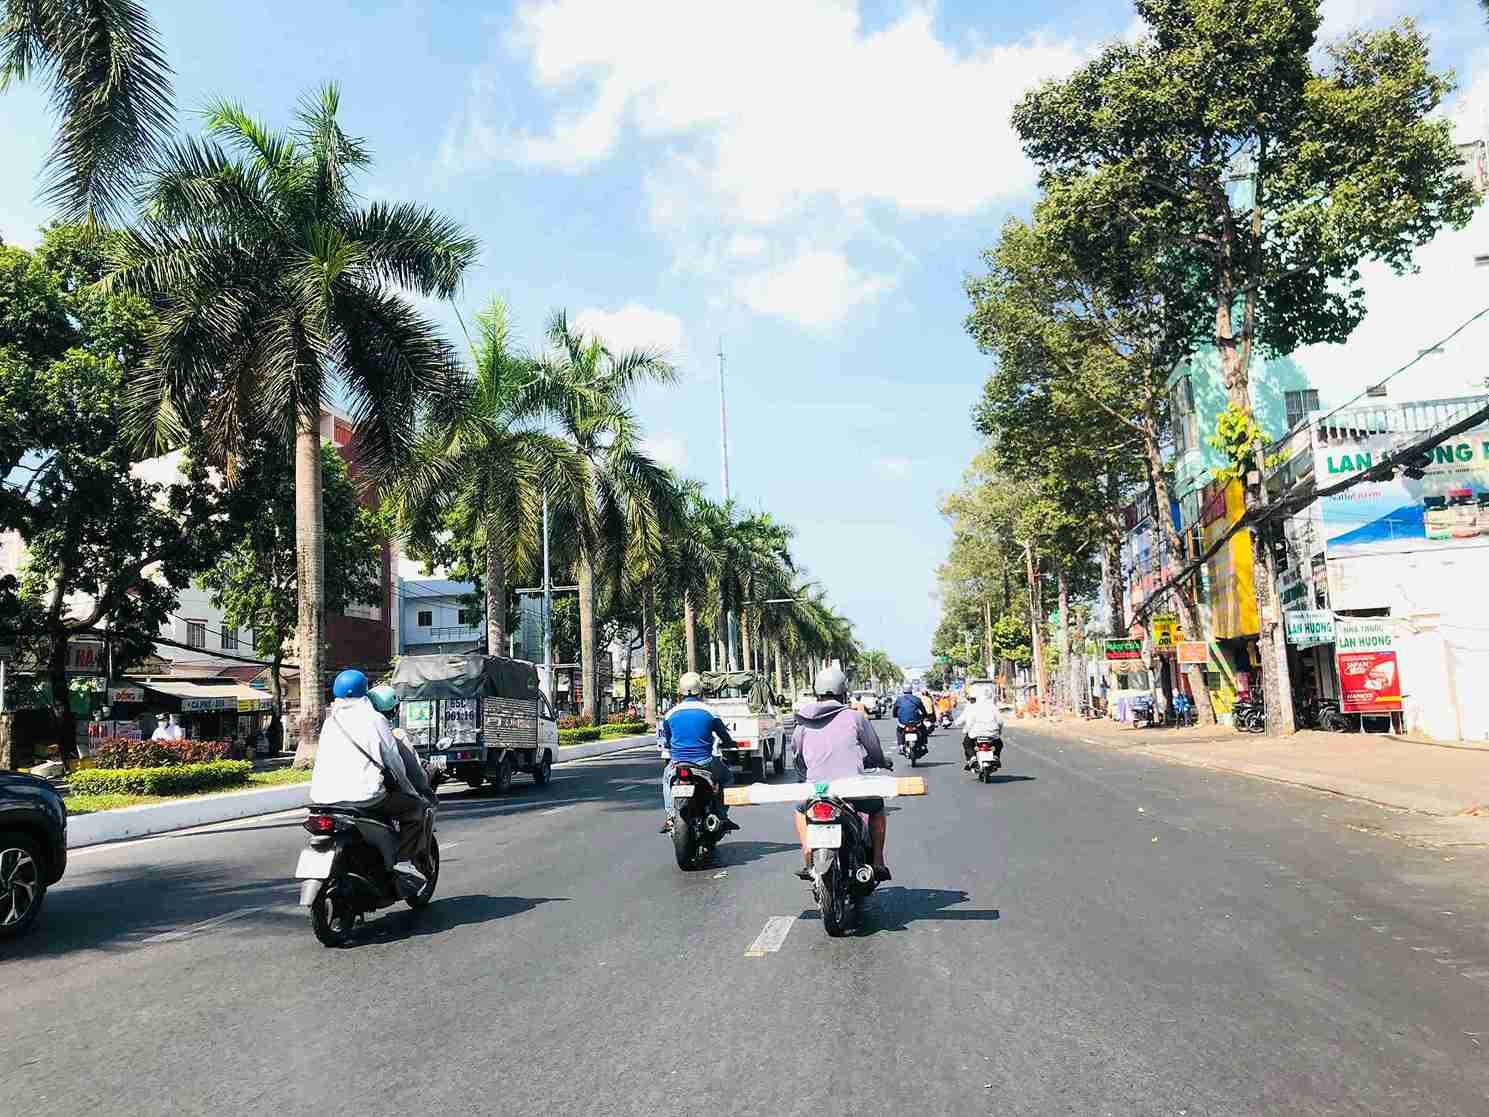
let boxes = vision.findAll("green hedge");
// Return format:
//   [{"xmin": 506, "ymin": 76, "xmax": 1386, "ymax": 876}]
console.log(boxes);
[
  {"xmin": 69, "ymin": 760, "xmax": 253, "ymax": 797},
  {"xmin": 558, "ymin": 726, "xmax": 602, "ymax": 744},
  {"xmin": 600, "ymin": 721, "xmax": 647, "ymax": 738}
]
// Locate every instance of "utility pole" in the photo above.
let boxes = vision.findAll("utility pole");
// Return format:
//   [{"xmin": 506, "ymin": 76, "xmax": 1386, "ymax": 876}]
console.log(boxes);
[
  {"xmin": 542, "ymin": 494, "xmax": 553, "ymax": 699},
  {"xmin": 719, "ymin": 337, "xmax": 738, "ymax": 670}
]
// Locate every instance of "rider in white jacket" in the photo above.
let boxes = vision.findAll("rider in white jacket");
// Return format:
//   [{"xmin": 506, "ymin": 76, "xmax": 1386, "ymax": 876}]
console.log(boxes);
[{"xmin": 952, "ymin": 684, "xmax": 1005, "ymax": 770}]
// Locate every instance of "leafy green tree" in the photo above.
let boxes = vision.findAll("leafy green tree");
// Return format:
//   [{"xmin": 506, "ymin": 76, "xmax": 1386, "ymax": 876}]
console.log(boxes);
[
  {"xmin": 1, "ymin": 0, "xmax": 175, "ymax": 224},
  {"xmin": 108, "ymin": 86, "xmax": 477, "ymax": 762},
  {"xmin": 200, "ymin": 443, "xmax": 383, "ymax": 749},
  {"xmin": 0, "ymin": 224, "xmax": 226, "ymax": 761},
  {"xmin": 1013, "ymin": 0, "xmax": 1479, "ymax": 730}
]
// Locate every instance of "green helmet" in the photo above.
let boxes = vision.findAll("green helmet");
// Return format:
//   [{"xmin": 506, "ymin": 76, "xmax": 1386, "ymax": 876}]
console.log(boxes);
[{"xmin": 368, "ymin": 685, "xmax": 399, "ymax": 713}]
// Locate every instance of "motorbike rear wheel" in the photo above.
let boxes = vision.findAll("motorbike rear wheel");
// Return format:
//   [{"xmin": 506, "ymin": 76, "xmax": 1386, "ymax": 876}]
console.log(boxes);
[
  {"xmin": 311, "ymin": 880, "xmax": 357, "ymax": 947},
  {"xmin": 672, "ymin": 814, "xmax": 700, "ymax": 870},
  {"xmin": 406, "ymin": 835, "xmax": 440, "ymax": 909},
  {"xmin": 818, "ymin": 862, "xmax": 849, "ymax": 937}
]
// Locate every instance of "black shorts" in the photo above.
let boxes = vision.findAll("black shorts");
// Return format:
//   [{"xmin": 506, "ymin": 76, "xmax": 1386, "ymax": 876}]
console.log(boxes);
[{"xmin": 796, "ymin": 796, "xmax": 885, "ymax": 817}]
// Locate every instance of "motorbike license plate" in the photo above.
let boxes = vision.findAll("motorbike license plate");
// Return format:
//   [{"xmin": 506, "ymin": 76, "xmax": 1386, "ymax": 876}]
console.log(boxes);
[
  {"xmin": 905, "ymin": 732, "xmax": 918, "ymax": 743},
  {"xmin": 294, "ymin": 848, "xmax": 335, "ymax": 880},
  {"xmin": 805, "ymin": 824, "xmax": 842, "ymax": 849},
  {"xmin": 672, "ymin": 784, "xmax": 695, "ymax": 799},
  {"xmin": 430, "ymin": 754, "xmax": 448, "ymax": 770}
]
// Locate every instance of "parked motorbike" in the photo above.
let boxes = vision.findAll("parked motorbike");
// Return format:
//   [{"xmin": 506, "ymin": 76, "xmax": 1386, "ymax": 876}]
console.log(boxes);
[
  {"xmin": 295, "ymin": 799, "xmax": 439, "ymax": 947},
  {"xmin": 668, "ymin": 763, "xmax": 729, "ymax": 869},
  {"xmin": 801, "ymin": 777, "xmax": 887, "ymax": 937},
  {"xmin": 970, "ymin": 734, "xmax": 1003, "ymax": 782},
  {"xmin": 1296, "ymin": 695, "xmax": 1347, "ymax": 732},
  {"xmin": 897, "ymin": 721, "xmax": 929, "ymax": 766},
  {"xmin": 1231, "ymin": 695, "xmax": 1266, "ymax": 733}
]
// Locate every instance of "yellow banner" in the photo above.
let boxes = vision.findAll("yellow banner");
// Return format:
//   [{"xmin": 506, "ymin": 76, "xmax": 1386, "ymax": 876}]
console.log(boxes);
[{"xmin": 1204, "ymin": 480, "xmax": 1258, "ymax": 639}]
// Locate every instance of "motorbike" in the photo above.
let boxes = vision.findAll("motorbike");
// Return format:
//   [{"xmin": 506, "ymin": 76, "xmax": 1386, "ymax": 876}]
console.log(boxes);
[
  {"xmin": 1296, "ymin": 694, "xmax": 1348, "ymax": 732},
  {"xmin": 801, "ymin": 774, "xmax": 889, "ymax": 937},
  {"xmin": 970, "ymin": 734, "xmax": 1003, "ymax": 782},
  {"xmin": 295, "ymin": 798, "xmax": 439, "ymax": 947},
  {"xmin": 667, "ymin": 762, "xmax": 729, "ymax": 869},
  {"xmin": 938, "ymin": 710, "xmax": 954, "ymax": 729},
  {"xmin": 1231, "ymin": 695, "xmax": 1266, "ymax": 733},
  {"xmin": 897, "ymin": 720, "xmax": 929, "ymax": 766}
]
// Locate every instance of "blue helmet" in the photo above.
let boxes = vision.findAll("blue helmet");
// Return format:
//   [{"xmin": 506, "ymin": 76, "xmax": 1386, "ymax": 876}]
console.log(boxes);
[{"xmin": 333, "ymin": 669, "xmax": 368, "ymax": 700}]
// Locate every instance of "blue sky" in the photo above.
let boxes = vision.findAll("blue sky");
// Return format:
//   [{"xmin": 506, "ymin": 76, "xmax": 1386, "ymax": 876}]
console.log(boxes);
[{"xmin": 3, "ymin": 1, "xmax": 1487, "ymax": 666}]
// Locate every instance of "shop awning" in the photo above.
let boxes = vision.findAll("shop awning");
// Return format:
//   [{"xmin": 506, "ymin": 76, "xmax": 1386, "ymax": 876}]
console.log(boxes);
[{"xmin": 137, "ymin": 680, "xmax": 276, "ymax": 713}]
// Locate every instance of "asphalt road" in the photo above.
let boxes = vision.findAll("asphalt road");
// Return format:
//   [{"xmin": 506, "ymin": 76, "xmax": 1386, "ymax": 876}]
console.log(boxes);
[{"xmin": 5, "ymin": 721, "xmax": 1489, "ymax": 1116}]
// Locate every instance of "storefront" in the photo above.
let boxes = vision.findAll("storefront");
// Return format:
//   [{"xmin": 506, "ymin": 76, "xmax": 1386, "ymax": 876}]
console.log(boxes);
[{"xmin": 106, "ymin": 679, "xmax": 276, "ymax": 747}]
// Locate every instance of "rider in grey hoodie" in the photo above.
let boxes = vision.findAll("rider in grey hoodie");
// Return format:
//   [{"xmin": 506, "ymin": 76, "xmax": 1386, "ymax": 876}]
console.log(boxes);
[{"xmin": 790, "ymin": 666, "xmax": 893, "ymax": 882}]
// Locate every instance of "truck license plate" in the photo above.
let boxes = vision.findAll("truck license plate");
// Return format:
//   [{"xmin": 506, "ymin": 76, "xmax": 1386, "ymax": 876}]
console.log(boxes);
[
  {"xmin": 805, "ymin": 824, "xmax": 842, "ymax": 849},
  {"xmin": 672, "ymin": 784, "xmax": 695, "ymax": 799},
  {"xmin": 431, "ymin": 754, "xmax": 448, "ymax": 770},
  {"xmin": 294, "ymin": 848, "xmax": 335, "ymax": 880}
]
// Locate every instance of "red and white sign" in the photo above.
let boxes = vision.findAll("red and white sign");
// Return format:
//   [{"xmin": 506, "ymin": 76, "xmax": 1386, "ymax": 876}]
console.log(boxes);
[{"xmin": 1336, "ymin": 650, "xmax": 1403, "ymax": 714}]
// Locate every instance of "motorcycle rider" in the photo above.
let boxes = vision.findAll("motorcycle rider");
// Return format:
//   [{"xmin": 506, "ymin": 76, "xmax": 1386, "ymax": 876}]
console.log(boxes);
[
  {"xmin": 791, "ymin": 665, "xmax": 892, "ymax": 882},
  {"xmin": 657, "ymin": 671, "xmax": 739, "ymax": 835},
  {"xmin": 309, "ymin": 671, "xmax": 431, "ymax": 842},
  {"xmin": 892, "ymin": 684, "xmax": 925, "ymax": 752},
  {"xmin": 953, "ymin": 682, "xmax": 1006, "ymax": 770}
]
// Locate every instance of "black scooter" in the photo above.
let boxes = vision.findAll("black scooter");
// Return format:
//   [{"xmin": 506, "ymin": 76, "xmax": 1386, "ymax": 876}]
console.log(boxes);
[
  {"xmin": 295, "ymin": 800, "xmax": 439, "ymax": 947},
  {"xmin": 667, "ymin": 763, "xmax": 730, "ymax": 869},
  {"xmin": 897, "ymin": 719, "xmax": 930, "ymax": 766},
  {"xmin": 801, "ymin": 777, "xmax": 889, "ymax": 937}
]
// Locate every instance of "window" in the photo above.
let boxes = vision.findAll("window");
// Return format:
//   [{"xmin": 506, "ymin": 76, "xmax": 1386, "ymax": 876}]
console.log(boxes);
[
  {"xmin": 457, "ymin": 608, "xmax": 470, "ymax": 626},
  {"xmin": 1171, "ymin": 375, "xmax": 1198, "ymax": 453},
  {"xmin": 417, "ymin": 609, "xmax": 433, "ymax": 628},
  {"xmin": 185, "ymin": 620, "xmax": 206, "ymax": 649},
  {"xmin": 1284, "ymin": 388, "xmax": 1320, "ymax": 430},
  {"xmin": 221, "ymin": 628, "xmax": 238, "ymax": 652}
]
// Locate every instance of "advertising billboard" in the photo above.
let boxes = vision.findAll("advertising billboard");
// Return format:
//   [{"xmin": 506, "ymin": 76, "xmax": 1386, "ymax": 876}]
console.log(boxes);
[
  {"xmin": 1334, "ymin": 619, "xmax": 1403, "ymax": 715},
  {"xmin": 1314, "ymin": 426, "xmax": 1489, "ymax": 557}
]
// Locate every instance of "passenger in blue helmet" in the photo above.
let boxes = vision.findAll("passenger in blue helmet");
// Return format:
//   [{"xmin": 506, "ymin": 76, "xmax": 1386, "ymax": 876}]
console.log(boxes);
[{"xmin": 311, "ymin": 667, "xmax": 430, "ymax": 834}]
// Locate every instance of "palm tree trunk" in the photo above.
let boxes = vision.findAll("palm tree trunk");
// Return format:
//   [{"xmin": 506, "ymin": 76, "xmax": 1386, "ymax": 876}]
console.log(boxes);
[
  {"xmin": 643, "ymin": 581, "xmax": 659, "ymax": 725},
  {"xmin": 485, "ymin": 525, "xmax": 507, "ymax": 656},
  {"xmin": 773, "ymin": 640, "xmax": 784, "ymax": 695},
  {"xmin": 740, "ymin": 605, "xmax": 753, "ymax": 675},
  {"xmin": 1024, "ymin": 541, "xmax": 1048, "ymax": 714},
  {"xmin": 683, "ymin": 592, "xmax": 699, "ymax": 673},
  {"xmin": 578, "ymin": 553, "xmax": 597, "ymax": 724},
  {"xmin": 292, "ymin": 411, "xmax": 326, "ymax": 767},
  {"xmin": 269, "ymin": 652, "xmax": 284, "ymax": 754}
]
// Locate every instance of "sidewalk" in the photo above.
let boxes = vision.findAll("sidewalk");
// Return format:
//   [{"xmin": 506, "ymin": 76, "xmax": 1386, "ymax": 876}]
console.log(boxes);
[{"xmin": 1016, "ymin": 715, "xmax": 1489, "ymax": 817}]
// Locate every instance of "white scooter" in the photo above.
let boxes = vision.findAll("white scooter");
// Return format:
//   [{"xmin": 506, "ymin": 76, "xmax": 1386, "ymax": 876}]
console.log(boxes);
[{"xmin": 970, "ymin": 734, "xmax": 1002, "ymax": 783}]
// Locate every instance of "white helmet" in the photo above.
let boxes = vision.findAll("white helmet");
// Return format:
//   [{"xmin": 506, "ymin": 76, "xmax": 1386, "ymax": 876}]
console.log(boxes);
[
  {"xmin": 678, "ymin": 671, "xmax": 703, "ymax": 697},
  {"xmin": 814, "ymin": 665, "xmax": 848, "ymax": 700}
]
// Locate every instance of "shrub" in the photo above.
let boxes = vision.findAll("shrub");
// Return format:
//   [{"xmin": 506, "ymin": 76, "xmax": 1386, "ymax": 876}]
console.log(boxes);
[
  {"xmin": 91, "ymin": 737, "xmax": 239, "ymax": 768},
  {"xmin": 69, "ymin": 760, "xmax": 253, "ymax": 797},
  {"xmin": 599, "ymin": 721, "xmax": 647, "ymax": 738},
  {"xmin": 557, "ymin": 726, "xmax": 603, "ymax": 745},
  {"xmin": 557, "ymin": 715, "xmax": 593, "ymax": 730},
  {"xmin": 605, "ymin": 712, "xmax": 640, "ymax": 725}
]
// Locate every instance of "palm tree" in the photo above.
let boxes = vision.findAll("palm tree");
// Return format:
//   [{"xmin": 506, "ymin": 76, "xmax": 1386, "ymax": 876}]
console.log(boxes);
[
  {"xmin": 392, "ymin": 297, "xmax": 589, "ymax": 657},
  {"xmin": 2, "ymin": 0, "xmax": 175, "ymax": 224},
  {"xmin": 110, "ymin": 85, "xmax": 478, "ymax": 761},
  {"xmin": 538, "ymin": 311, "xmax": 675, "ymax": 723}
]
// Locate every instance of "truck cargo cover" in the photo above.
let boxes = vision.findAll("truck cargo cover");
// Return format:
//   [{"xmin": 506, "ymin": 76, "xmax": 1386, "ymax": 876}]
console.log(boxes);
[
  {"xmin": 389, "ymin": 653, "xmax": 539, "ymax": 702},
  {"xmin": 700, "ymin": 671, "xmax": 774, "ymax": 710}
]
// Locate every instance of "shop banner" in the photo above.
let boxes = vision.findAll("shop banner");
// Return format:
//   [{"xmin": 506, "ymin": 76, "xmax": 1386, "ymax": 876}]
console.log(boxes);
[
  {"xmin": 1176, "ymin": 641, "xmax": 1209, "ymax": 665},
  {"xmin": 1150, "ymin": 614, "xmax": 1183, "ymax": 649},
  {"xmin": 1284, "ymin": 610, "xmax": 1335, "ymax": 649},
  {"xmin": 1334, "ymin": 618, "xmax": 1394, "ymax": 653},
  {"xmin": 108, "ymin": 686, "xmax": 144, "ymax": 704},
  {"xmin": 1337, "ymin": 649, "xmax": 1403, "ymax": 714},
  {"xmin": 1104, "ymin": 638, "xmax": 1143, "ymax": 662}
]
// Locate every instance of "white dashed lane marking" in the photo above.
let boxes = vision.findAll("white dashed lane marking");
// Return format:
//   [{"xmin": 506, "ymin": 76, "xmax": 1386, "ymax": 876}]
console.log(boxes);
[{"xmin": 745, "ymin": 916, "xmax": 797, "ymax": 957}]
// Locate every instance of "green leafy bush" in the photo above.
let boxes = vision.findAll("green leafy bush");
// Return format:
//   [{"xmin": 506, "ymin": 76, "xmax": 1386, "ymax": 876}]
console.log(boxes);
[
  {"xmin": 91, "ymin": 737, "xmax": 239, "ymax": 768},
  {"xmin": 599, "ymin": 721, "xmax": 647, "ymax": 738},
  {"xmin": 69, "ymin": 760, "xmax": 253, "ymax": 797},
  {"xmin": 557, "ymin": 726, "xmax": 603, "ymax": 744},
  {"xmin": 557, "ymin": 715, "xmax": 593, "ymax": 730}
]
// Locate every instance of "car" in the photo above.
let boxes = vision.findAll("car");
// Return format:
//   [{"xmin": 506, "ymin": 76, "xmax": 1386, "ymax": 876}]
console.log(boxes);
[
  {"xmin": 851, "ymin": 690, "xmax": 883, "ymax": 718},
  {"xmin": 0, "ymin": 770, "xmax": 68, "ymax": 939}
]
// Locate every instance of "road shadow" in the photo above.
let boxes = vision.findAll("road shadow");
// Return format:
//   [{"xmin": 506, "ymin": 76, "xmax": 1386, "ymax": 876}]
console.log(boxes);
[
  {"xmin": 709, "ymin": 840, "xmax": 802, "ymax": 869},
  {"xmin": 356, "ymin": 894, "xmax": 568, "ymax": 944},
  {"xmin": 799, "ymin": 887, "xmax": 1001, "ymax": 936},
  {"xmin": 984, "ymin": 774, "xmax": 1036, "ymax": 785},
  {"xmin": 909, "ymin": 761, "xmax": 957, "ymax": 769}
]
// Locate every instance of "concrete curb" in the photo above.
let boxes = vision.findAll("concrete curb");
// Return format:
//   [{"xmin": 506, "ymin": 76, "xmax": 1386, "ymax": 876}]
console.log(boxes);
[
  {"xmin": 67, "ymin": 783, "xmax": 311, "ymax": 849},
  {"xmin": 63, "ymin": 735, "xmax": 659, "ymax": 849}
]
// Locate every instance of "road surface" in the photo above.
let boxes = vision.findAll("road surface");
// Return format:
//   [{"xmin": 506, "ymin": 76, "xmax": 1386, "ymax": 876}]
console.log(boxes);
[{"xmin": 5, "ymin": 722, "xmax": 1489, "ymax": 1116}]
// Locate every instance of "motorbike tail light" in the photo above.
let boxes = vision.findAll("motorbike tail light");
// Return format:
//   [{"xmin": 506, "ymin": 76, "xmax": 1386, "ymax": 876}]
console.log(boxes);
[
  {"xmin": 807, "ymin": 801, "xmax": 838, "ymax": 822},
  {"xmin": 676, "ymin": 767, "xmax": 690, "ymax": 779},
  {"xmin": 304, "ymin": 814, "xmax": 335, "ymax": 834}
]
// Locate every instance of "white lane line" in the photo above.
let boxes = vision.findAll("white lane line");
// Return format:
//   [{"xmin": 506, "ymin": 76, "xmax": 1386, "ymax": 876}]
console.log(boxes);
[
  {"xmin": 540, "ymin": 805, "xmax": 576, "ymax": 816},
  {"xmin": 745, "ymin": 915, "xmax": 797, "ymax": 957},
  {"xmin": 139, "ymin": 905, "xmax": 272, "ymax": 944}
]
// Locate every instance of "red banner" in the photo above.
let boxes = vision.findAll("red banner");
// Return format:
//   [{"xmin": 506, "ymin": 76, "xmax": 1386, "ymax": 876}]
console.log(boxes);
[{"xmin": 1336, "ymin": 650, "xmax": 1403, "ymax": 714}]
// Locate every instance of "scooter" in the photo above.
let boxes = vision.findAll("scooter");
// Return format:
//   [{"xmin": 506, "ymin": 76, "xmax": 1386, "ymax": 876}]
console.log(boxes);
[
  {"xmin": 801, "ymin": 776, "xmax": 887, "ymax": 937},
  {"xmin": 970, "ymin": 734, "xmax": 1003, "ymax": 782},
  {"xmin": 897, "ymin": 721, "xmax": 929, "ymax": 767},
  {"xmin": 667, "ymin": 762, "xmax": 730, "ymax": 870},
  {"xmin": 295, "ymin": 798, "xmax": 439, "ymax": 947}
]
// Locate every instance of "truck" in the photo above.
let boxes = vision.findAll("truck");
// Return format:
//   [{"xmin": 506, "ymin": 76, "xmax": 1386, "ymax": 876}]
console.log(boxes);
[
  {"xmin": 658, "ymin": 670, "xmax": 786, "ymax": 781},
  {"xmin": 388, "ymin": 653, "xmax": 559, "ymax": 793}
]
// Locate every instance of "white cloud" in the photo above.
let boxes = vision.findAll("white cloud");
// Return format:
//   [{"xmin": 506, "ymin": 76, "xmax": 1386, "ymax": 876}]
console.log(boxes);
[
  {"xmin": 643, "ymin": 430, "xmax": 689, "ymax": 472},
  {"xmin": 733, "ymin": 248, "xmax": 897, "ymax": 329},
  {"xmin": 727, "ymin": 232, "xmax": 767, "ymax": 259},
  {"xmin": 570, "ymin": 302, "xmax": 685, "ymax": 358},
  {"xmin": 871, "ymin": 455, "xmax": 913, "ymax": 481}
]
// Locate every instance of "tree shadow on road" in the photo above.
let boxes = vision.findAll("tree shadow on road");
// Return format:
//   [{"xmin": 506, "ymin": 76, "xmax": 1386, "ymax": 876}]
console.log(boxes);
[
  {"xmin": 798, "ymin": 887, "xmax": 1002, "ymax": 937},
  {"xmin": 356, "ymin": 894, "xmax": 568, "ymax": 944},
  {"xmin": 708, "ymin": 840, "xmax": 802, "ymax": 869}
]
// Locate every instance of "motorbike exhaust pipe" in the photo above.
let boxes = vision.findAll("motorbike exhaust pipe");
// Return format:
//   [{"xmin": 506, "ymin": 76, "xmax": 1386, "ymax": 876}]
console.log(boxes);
[
  {"xmin": 703, "ymin": 813, "xmax": 722, "ymax": 833},
  {"xmin": 854, "ymin": 865, "xmax": 875, "ymax": 885}
]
